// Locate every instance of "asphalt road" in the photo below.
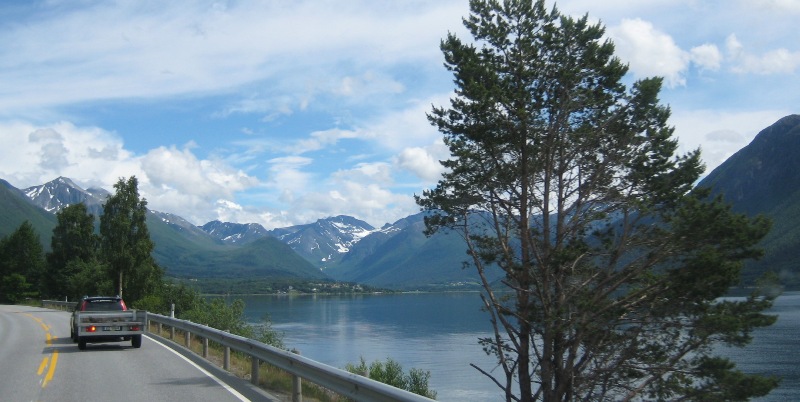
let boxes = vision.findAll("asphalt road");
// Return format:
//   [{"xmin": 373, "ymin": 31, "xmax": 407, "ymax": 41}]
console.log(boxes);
[{"xmin": 0, "ymin": 304, "xmax": 279, "ymax": 402}]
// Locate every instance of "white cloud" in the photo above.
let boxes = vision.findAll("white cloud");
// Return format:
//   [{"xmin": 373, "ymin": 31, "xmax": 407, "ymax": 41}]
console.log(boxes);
[
  {"xmin": 735, "ymin": 49, "xmax": 800, "ymax": 75},
  {"xmin": 333, "ymin": 162, "xmax": 394, "ymax": 185},
  {"xmin": 359, "ymin": 95, "xmax": 448, "ymax": 151},
  {"xmin": 607, "ymin": 18, "xmax": 689, "ymax": 87},
  {"xmin": 137, "ymin": 144, "xmax": 259, "ymax": 223},
  {"xmin": 725, "ymin": 34, "xmax": 744, "ymax": 59},
  {"xmin": 670, "ymin": 109, "xmax": 793, "ymax": 174},
  {"xmin": 0, "ymin": 0, "xmax": 464, "ymax": 116},
  {"xmin": 0, "ymin": 120, "xmax": 270, "ymax": 226},
  {"xmin": 725, "ymin": 33, "xmax": 800, "ymax": 75},
  {"xmin": 690, "ymin": 44, "xmax": 723, "ymax": 72},
  {"xmin": 1, "ymin": 0, "xmax": 797, "ymax": 232},
  {"xmin": 395, "ymin": 143, "xmax": 448, "ymax": 182},
  {"xmin": 0, "ymin": 121, "xmax": 138, "ymax": 188},
  {"xmin": 265, "ymin": 156, "xmax": 314, "ymax": 204},
  {"xmin": 294, "ymin": 181, "xmax": 416, "ymax": 228},
  {"xmin": 289, "ymin": 129, "xmax": 361, "ymax": 155},
  {"xmin": 333, "ymin": 71, "xmax": 406, "ymax": 99},
  {"xmin": 748, "ymin": 0, "xmax": 800, "ymax": 13},
  {"xmin": 213, "ymin": 199, "xmax": 295, "ymax": 230}
]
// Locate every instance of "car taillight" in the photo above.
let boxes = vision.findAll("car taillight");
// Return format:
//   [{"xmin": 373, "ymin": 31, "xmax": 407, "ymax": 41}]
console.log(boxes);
[
  {"xmin": 87, "ymin": 326, "xmax": 97, "ymax": 332},
  {"xmin": 130, "ymin": 325, "xmax": 140, "ymax": 331}
]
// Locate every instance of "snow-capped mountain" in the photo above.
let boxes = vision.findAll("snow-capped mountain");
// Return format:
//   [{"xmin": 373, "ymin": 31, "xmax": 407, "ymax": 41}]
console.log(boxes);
[
  {"xmin": 23, "ymin": 176, "xmax": 109, "ymax": 216},
  {"xmin": 199, "ymin": 215, "xmax": 380, "ymax": 268},
  {"xmin": 14, "ymin": 176, "xmax": 324, "ymax": 280},
  {"xmin": 200, "ymin": 220, "xmax": 270, "ymax": 245},
  {"xmin": 199, "ymin": 214, "xmax": 435, "ymax": 275},
  {"xmin": 266, "ymin": 215, "xmax": 376, "ymax": 268},
  {"xmin": 10, "ymin": 175, "xmax": 492, "ymax": 289},
  {"xmin": 151, "ymin": 210, "xmax": 217, "ymax": 242},
  {"xmin": 21, "ymin": 177, "xmax": 381, "ymax": 268}
]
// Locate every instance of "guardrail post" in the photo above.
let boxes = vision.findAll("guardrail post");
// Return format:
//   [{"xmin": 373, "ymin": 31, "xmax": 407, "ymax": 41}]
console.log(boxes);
[
  {"xmin": 170, "ymin": 325, "xmax": 175, "ymax": 340},
  {"xmin": 224, "ymin": 346, "xmax": 230, "ymax": 371},
  {"xmin": 202, "ymin": 337, "xmax": 209, "ymax": 358},
  {"xmin": 185, "ymin": 331, "xmax": 191, "ymax": 347},
  {"xmin": 293, "ymin": 376, "xmax": 302, "ymax": 402},
  {"xmin": 251, "ymin": 357, "xmax": 260, "ymax": 385},
  {"xmin": 292, "ymin": 349, "xmax": 302, "ymax": 402}
]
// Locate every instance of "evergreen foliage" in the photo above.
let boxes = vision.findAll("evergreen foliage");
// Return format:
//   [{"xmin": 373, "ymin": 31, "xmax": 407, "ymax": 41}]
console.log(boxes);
[
  {"xmin": 417, "ymin": 1, "xmax": 778, "ymax": 400},
  {"xmin": 0, "ymin": 179, "xmax": 57, "ymax": 241},
  {"xmin": 44, "ymin": 203, "xmax": 99, "ymax": 299},
  {"xmin": 0, "ymin": 221, "xmax": 45, "ymax": 302}
]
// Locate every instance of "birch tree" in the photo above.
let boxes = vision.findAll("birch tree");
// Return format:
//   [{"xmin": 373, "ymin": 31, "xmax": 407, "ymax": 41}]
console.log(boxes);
[{"xmin": 100, "ymin": 176, "xmax": 161, "ymax": 303}]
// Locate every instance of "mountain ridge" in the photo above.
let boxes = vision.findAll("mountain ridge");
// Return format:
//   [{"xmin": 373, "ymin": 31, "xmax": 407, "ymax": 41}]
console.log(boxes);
[
  {"xmin": 12, "ymin": 177, "xmax": 327, "ymax": 282},
  {"xmin": 697, "ymin": 113, "xmax": 800, "ymax": 286}
]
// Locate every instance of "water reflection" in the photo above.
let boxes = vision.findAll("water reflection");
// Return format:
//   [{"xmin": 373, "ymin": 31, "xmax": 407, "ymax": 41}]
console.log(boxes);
[
  {"xmin": 239, "ymin": 292, "xmax": 499, "ymax": 400},
  {"xmin": 237, "ymin": 291, "xmax": 800, "ymax": 401}
]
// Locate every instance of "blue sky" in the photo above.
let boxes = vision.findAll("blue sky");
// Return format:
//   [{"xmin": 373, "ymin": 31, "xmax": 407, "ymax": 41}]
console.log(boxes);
[{"xmin": 0, "ymin": 0, "xmax": 797, "ymax": 229}]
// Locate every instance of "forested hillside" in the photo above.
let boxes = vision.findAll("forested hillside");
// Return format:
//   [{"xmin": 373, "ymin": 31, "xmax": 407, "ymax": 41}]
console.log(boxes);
[
  {"xmin": 0, "ymin": 179, "xmax": 56, "ymax": 243},
  {"xmin": 698, "ymin": 114, "xmax": 800, "ymax": 287}
]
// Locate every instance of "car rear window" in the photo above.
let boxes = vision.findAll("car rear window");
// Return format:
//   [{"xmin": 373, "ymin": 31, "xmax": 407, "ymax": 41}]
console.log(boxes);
[{"xmin": 83, "ymin": 299, "xmax": 125, "ymax": 311}]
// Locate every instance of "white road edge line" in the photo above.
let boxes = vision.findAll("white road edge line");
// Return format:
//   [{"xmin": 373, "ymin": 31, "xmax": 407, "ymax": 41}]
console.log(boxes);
[{"xmin": 146, "ymin": 334, "xmax": 251, "ymax": 402}]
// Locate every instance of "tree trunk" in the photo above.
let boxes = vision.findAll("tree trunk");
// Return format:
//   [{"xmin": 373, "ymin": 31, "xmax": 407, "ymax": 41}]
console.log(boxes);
[{"xmin": 118, "ymin": 270, "xmax": 123, "ymax": 297}]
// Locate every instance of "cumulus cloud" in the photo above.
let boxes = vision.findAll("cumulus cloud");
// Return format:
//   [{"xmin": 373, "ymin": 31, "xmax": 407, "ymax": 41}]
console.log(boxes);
[
  {"xmin": 735, "ymin": 49, "xmax": 800, "ymax": 75},
  {"xmin": 725, "ymin": 33, "xmax": 800, "ymax": 75},
  {"xmin": 689, "ymin": 44, "xmax": 723, "ymax": 71},
  {"xmin": 0, "ymin": 121, "xmax": 136, "ymax": 187},
  {"xmin": 608, "ymin": 18, "xmax": 689, "ymax": 87},
  {"xmin": 395, "ymin": 142, "xmax": 448, "ymax": 182},
  {"xmin": 29, "ymin": 128, "xmax": 69, "ymax": 172},
  {"xmin": 137, "ymin": 144, "xmax": 259, "ymax": 222},
  {"xmin": 725, "ymin": 34, "xmax": 745, "ymax": 59},
  {"xmin": 265, "ymin": 156, "xmax": 314, "ymax": 202},
  {"xmin": 293, "ymin": 180, "xmax": 417, "ymax": 227},
  {"xmin": 0, "ymin": 120, "xmax": 268, "ymax": 226}
]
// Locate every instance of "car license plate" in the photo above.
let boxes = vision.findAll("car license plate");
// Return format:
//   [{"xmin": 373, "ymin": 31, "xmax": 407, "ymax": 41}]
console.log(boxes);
[{"xmin": 104, "ymin": 326, "xmax": 122, "ymax": 331}]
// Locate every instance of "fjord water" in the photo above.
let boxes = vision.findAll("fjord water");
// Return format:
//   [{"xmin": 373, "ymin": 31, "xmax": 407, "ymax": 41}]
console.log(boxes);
[{"xmin": 239, "ymin": 292, "xmax": 800, "ymax": 401}]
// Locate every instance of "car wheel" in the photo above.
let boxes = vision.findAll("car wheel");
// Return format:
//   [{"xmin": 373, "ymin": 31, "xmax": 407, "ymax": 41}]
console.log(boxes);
[
  {"xmin": 131, "ymin": 335, "xmax": 142, "ymax": 348},
  {"xmin": 78, "ymin": 338, "xmax": 87, "ymax": 350}
]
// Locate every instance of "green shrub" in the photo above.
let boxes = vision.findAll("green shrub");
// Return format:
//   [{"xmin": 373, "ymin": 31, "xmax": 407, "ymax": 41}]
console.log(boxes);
[{"xmin": 345, "ymin": 357, "xmax": 437, "ymax": 399}]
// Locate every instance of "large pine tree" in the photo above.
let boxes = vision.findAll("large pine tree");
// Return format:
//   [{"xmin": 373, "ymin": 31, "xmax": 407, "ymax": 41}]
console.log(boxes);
[{"xmin": 417, "ymin": 1, "xmax": 778, "ymax": 400}]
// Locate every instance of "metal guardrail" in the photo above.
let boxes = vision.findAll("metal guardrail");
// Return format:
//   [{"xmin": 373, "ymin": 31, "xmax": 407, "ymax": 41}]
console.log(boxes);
[
  {"xmin": 43, "ymin": 300, "xmax": 77, "ymax": 310},
  {"xmin": 41, "ymin": 300, "xmax": 434, "ymax": 402}
]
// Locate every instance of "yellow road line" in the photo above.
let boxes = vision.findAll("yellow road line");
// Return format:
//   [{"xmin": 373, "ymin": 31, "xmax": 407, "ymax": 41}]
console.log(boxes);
[
  {"xmin": 42, "ymin": 350, "xmax": 58, "ymax": 388},
  {"xmin": 23, "ymin": 313, "xmax": 59, "ymax": 388},
  {"xmin": 24, "ymin": 313, "xmax": 50, "ymax": 331},
  {"xmin": 37, "ymin": 356, "xmax": 49, "ymax": 376}
]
